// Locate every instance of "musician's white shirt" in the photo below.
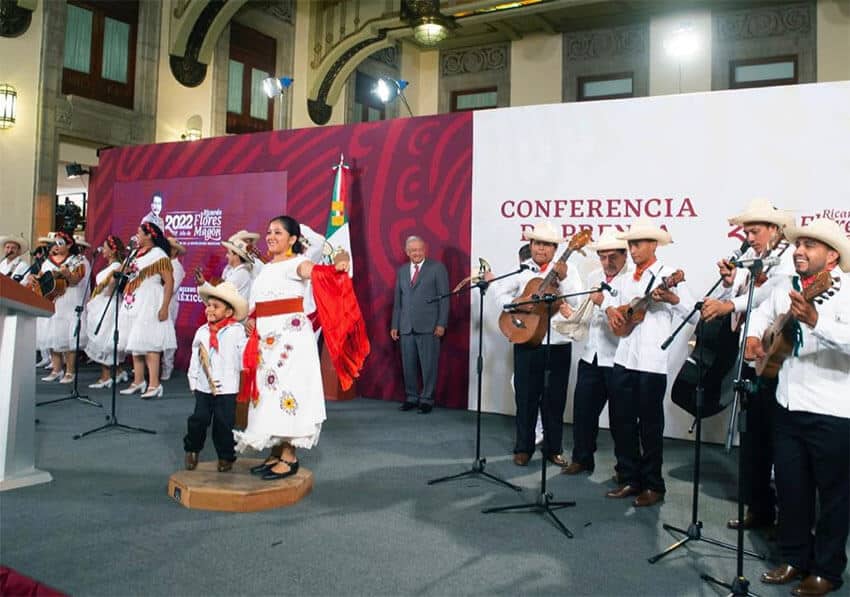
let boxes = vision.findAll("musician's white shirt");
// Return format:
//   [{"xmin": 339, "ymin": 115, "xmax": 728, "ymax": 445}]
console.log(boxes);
[
  {"xmin": 0, "ymin": 255, "xmax": 29, "ymax": 280},
  {"xmin": 201, "ymin": 263, "xmax": 252, "ymax": 304},
  {"xmin": 717, "ymin": 243, "xmax": 795, "ymax": 312},
  {"xmin": 187, "ymin": 321, "xmax": 247, "ymax": 395},
  {"xmin": 580, "ymin": 265, "xmax": 631, "ymax": 367},
  {"xmin": 494, "ymin": 257, "xmax": 583, "ymax": 346},
  {"xmin": 747, "ymin": 271, "xmax": 850, "ymax": 419},
  {"xmin": 603, "ymin": 261, "xmax": 694, "ymax": 375}
]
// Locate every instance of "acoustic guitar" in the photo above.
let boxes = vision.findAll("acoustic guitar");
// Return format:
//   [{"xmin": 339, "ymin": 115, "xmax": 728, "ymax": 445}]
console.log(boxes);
[
  {"xmin": 610, "ymin": 269, "xmax": 685, "ymax": 337},
  {"xmin": 754, "ymin": 271, "xmax": 838, "ymax": 378},
  {"xmin": 498, "ymin": 229, "xmax": 593, "ymax": 346}
]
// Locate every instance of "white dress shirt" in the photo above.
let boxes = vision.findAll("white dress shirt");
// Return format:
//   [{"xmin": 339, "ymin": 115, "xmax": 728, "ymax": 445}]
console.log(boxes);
[
  {"xmin": 0, "ymin": 255, "xmax": 30, "ymax": 281},
  {"xmin": 187, "ymin": 321, "xmax": 247, "ymax": 395},
  {"xmin": 495, "ymin": 257, "xmax": 584, "ymax": 346},
  {"xmin": 580, "ymin": 265, "xmax": 631, "ymax": 367},
  {"xmin": 747, "ymin": 271, "xmax": 850, "ymax": 419},
  {"xmin": 201, "ymin": 263, "xmax": 252, "ymax": 304},
  {"xmin": 603, "ymin": 261, "xmax": 694, "ymax": 374},
  {"xmin": 410, "ymin": 259, "xmax": 425, "ymax": 281}
]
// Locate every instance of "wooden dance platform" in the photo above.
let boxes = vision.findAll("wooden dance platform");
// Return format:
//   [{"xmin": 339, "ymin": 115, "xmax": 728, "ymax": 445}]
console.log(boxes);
[{"xmin": 168, "ymin": 459, "xmax": 313, "ymax": 512}]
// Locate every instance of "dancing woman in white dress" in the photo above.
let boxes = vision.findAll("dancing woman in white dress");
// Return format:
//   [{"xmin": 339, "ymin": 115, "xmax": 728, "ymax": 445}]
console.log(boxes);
[
  {"xmin": 235, "ymin": 216, "xmax": 349, "ymax": 480},
  {"xmin": 84, "ymin": 235, "xmax": 129, "ymax": 388},
  {"xmin": 118, "ymin": 222, "xmax": 176, "ymax": 399}
]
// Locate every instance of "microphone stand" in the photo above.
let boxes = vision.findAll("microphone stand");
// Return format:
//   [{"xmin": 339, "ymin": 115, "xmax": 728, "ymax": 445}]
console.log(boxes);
[
  {"xmin": 482, "ymin": 287, "xmax": 607, "ymax": 538},
  {"xmin": 649, "ymin": 273, "xmax": 763, "ymax": 564},
  {"xmin": 702, "ymin": 259, "xmax": 766, "ymax": 597},
  {"xmin": 427, "ymin": 266, "xmax": 525, "ymax": 492},
  {"xmin": 74, "ymin": 249, "xmax": 156, "ymax": 439},
  {"xmin": 37, "ymin": 256, "xmax": 102, "ymax": 409}
]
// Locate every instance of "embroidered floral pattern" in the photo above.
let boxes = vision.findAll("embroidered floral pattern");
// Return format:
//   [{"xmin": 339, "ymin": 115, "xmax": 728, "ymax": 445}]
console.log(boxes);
[
  {"xmin": 262, "ymin": 369, "xmax": 279, "ymax": 391},
  {"xmin": 283, "ymin": 315, "xmax": 308, "ymax": 332},
  {"xmin": 276, "ymin": 343, "xmax": 295, "ymax": 368},
  {"xmin": 280, "ymin": 391, "xmax": 298, "ymax": 415},
  {"xmin": 261, "ymin": 331, "xmax": 282, "ymax": 350}
]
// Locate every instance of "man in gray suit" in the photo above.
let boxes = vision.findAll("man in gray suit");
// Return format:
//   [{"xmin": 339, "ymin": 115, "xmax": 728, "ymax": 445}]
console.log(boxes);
[{"xmin": 391, "ymin": 236, "xmax": 450, "ymax": 414}]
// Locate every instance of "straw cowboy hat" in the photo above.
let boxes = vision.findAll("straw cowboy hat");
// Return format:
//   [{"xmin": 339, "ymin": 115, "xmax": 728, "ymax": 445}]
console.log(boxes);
[
  {"xmin": 0, "ymin": 233, "xmax": 29, "ymax": 253},
  {"xmin": 198, "ymin": 281, "xmax": 249, "ymax": 321},
  {"xmin": 167, "ymin": 236, "xmax": 187, "ymax": 255},
  {"xmin": 230, "ymin": 229, "xmax": 260, "ymax": 243},
  {"xmin": 784, "ymin": 218, "xmax": 850, "ymax": 273},
  {"xmin": 588, "ymin": 229, "xmax": 627, "ymax": 252},
  {"xmin": 220, "ymin": 237, "xmax": 253, "ymax": 265},
  {"xmin": 73, "ymin": 234, "xmax": 90, "ymax": 248},
  {"xmin": 36, "ymin": 234, "xmax": 53, "ymax": 244},
  {"xmin": 617, "ymin": 217, "xmax": 672, "ymax": 246},
  {"xmin": 523, "ymin": 221, "xmax": 566, "ymax": 244},
  {"xmin": 728, "ymin": 198, "xmax": 794, "ymax": 228}
]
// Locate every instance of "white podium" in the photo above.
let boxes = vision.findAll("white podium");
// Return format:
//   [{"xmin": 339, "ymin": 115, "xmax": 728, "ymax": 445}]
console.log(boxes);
[{"xmin": 0, "ymin": 277, "xmax": 54, "ymax": 491}]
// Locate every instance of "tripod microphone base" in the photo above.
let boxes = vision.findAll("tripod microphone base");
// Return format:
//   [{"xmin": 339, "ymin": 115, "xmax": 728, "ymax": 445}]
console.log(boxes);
[
  {"xmin": 649, "ymin": 521, "xmax": 762, "ymax": 564},
  {"xmin": 701, "ymin": 574, "xmax": 760, "ymax": 597},
  {"xmin": 483, "ymin": 491, "xmax": 576, "ymax": 538},
  {"xmin": 428, "ymin": 458, "xmax": 522, "ymax": 491},
  {"xmin": 74, "ymin": 419, "xmax": 156, "ymax": 440},
  {"xmin": 37, "ymin": 392, "xmax": 102, "ymax": 408}
]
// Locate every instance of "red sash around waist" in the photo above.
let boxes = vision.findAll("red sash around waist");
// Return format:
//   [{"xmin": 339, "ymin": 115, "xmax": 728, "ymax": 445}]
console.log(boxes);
[{"xmin": 255, "ymin": 297, "xmax": 303, "ymax": 317}]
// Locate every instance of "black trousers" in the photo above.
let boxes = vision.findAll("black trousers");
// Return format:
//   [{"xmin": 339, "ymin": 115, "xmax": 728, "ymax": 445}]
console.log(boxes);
[
  {"xmin": 184, "ymin": 391, "xmax": 237, "ymax": 462},
  {"xmin": 739, "ymin": 364, "xmax": 778, "ymax": 522},
  {"xmin": 570, "ymin": 357, "xmax": 614, "ymax": 470},
  {"xmin": 609, "ymin": 365, "xmax": 667, "ymax": 493},
  {"xmin": 774, "ymin": 406, "xmax": 849, "ymax": 587},
  {"xmin": 513, "ymin": 342, "xmax": 572, "ymax": 457}
]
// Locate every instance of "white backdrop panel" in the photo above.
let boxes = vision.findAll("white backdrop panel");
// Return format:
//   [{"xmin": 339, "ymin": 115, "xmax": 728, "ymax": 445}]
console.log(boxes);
[{"xmin": 470, "ymin": 81, "xmax": 850, "ymax": 443}]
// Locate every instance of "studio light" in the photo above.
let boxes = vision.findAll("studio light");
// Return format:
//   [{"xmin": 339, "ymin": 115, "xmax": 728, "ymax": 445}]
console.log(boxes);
[
  {"xmin": 262, "ymin": 76, "xmax": 294, "ymax": 99},
  {"xmin": 65, "ymin": 162, "xmax": 91, "ymax": 179},
  {"xmin": 0, "ymin": 83, "xmax": 17, "ymax": 129},
  {"xmin": 664, "ymin": 24, "xmax": 698, "ymax": 59},
  {"xmin": 372, "ymin": 78, "xmax": 413, "ymax": 117}
]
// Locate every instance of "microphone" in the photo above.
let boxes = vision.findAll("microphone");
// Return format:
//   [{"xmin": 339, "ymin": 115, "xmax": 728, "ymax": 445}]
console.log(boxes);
[
  {"xmin": 730, "ymin": 239, "xmax": 750, "ymax": 261},
  {"xmin": 128, "ymin": 235, "xmax": 139, "ymax": 250},
  {"xmin": 96, "ymin": 246, "xmax": 104, "ymax": 254},
  {"xmin": 732, "ymin": 255, "xmax": 781, "ymax": 268},
  {"xmin": 519, "ymin": 263, "xmax": 530, "ymax": 271},
  {"xmin": 599, "ymin": 281, "xmax": 618, "ymax": 297}
]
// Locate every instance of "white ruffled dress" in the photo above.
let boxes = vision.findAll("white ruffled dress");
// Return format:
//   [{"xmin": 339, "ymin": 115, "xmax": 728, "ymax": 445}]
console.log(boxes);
[
  {"xmin": 118, "ymin": 247, "xmax": 177, "ymax": 355},
  {"xmin": 84, "ymin": 262, "xmax": 122, "ymax": 365}
]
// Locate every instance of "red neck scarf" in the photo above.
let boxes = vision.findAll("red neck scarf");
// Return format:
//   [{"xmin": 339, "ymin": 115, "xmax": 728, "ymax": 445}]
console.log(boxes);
[
  {"xmin": 537, "ymin": 261, "xmax": 549, "ymax": 273},
  {"xmin": 800, "ymin": 263, "xmax": 836, "ymax": 290},
  {"xmin": 209, "ymin": 317, "xmax": 236, "ymax": 351},
  {"xmin": 633, "ymin": 257, "xmax": 657, "ymax": 281}
]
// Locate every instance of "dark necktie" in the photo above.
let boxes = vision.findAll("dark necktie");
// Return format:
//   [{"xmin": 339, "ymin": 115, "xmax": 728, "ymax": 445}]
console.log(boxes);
[{"xmin": 410, "ymin": 263, "xmax": 420, "ymax": 287}]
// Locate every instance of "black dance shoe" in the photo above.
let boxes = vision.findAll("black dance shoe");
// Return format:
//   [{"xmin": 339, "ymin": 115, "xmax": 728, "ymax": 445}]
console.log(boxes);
[
  {"xmin": 250, "ymin": 460, "xmax": 278, "ymax": 475},
  {"xmin": 262, "ymin": 460, "xmax": 300, "ymax": 481}
]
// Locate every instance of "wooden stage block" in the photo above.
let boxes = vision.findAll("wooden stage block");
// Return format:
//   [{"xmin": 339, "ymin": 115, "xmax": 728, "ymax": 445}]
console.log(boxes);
[{"xmin": 168, "ymin": 459, "xmax": 312, "ymax": 512}]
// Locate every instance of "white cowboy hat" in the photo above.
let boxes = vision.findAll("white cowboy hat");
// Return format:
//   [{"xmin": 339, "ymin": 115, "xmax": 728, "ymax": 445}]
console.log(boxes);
[
  {"xmin": 230, "ymin": 229, "xmax": 260, "ymax": 242},
  {"xmin": 588, "ymin": 229, "xmax": 627, "ymax": 252},
  {"xmin": 221, "ymin": 238, "xmax": 253, "ymax": 265},
  {"xmin": 167, "ymin": 236, "xmax": 187, "ymax": 255},
  {"xmin": 616, "ymin": 217, "xmax": 672, "ymax": 246},
  {"xmin": 784, "ymin": 218, "xmax": 850, "ymax": 273},
  {"xmin": 523, "ymin": 221, "xmax": 565, "ymax": 244},
  {"xmin": 198, "ymin": 281, "xmax": 249, "ymax": 321},
  {"xmin": 0, "ymin": 233, "xmax": 28, "ymax": 253},
  {"xmin": 728, "ymin": 198, "xmax": 794, "ymax": 228},
  {"xmin": 73, "ymin": 234, "xmax": 90, "ymax": 248},
  {"xmin": 36, "ymin": 234, "xmax": 53, "ymax": 244}
]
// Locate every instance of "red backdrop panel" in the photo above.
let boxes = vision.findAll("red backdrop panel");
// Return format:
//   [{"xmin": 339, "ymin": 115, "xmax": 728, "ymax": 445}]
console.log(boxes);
[{"xmin": 87, "ymin": 113, "xmax": 472, "ymax": 408}]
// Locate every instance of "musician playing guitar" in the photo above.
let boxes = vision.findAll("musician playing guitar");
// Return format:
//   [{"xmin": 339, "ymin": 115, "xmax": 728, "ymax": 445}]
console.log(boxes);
[
  {"xmin": 0, "ymin": 233, "xmax": 30, "ymax": 281},
  {"xmin": 602, "ymin": 218, "xmax": 693, "ymax": 507},
  {"xmin": 701, "ymin": 198, "xmax": 795, "ymax": 532},
  {"xmin": 491, "ymin": 220, "xmax": 584, "ymax": 468},
  {"xmin": 744, "ymin": 218, "xmax": 850, "ymax": 597}
]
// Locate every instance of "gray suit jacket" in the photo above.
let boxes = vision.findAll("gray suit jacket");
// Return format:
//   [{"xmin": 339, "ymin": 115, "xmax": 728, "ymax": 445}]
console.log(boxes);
[{"xmin": 391, "ymin": 260, "xmax": 450, "ymax": 334}]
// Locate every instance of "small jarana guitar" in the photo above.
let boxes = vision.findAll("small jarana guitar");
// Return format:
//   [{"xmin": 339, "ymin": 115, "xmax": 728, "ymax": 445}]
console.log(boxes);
[{"xmin": 610, "ymin": 269, "xmax": 685, "ymax": 337}]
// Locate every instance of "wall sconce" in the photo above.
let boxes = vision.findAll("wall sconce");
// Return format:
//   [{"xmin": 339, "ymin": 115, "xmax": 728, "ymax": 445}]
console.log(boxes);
[
  {"xmin": 263, "ymin": 76, "xmax": 294, "ymax": 99},
  {"xmin": 181, "ymin": 114, "xmax": 202, "ymax": 141},
  {"xmin": 402, "ymin": 0, "xmax": 455, "ymax": 46},
  {"xmin": 0, "ymin": 84, "xmax": 17, "ymax": 129},
  {"xmin": 373, "ymin": 78, "xmax": 413, "ymax": 117}
]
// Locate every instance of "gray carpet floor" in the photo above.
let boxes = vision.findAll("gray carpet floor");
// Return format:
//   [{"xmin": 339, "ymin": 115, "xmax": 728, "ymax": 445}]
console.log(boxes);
[{"xmin": 2, "ymin": 366, "xmax": 848, "ymax": 597}]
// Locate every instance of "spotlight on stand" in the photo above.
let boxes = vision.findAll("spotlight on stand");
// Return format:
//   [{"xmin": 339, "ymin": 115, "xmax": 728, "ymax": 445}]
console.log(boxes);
[
  {"xmin": 402, "ymin": 0, "xmax": 455, "ymax": 46},
  {"xmin": 372, "ymin": 78, "xmax": 413, "ymax": 117},
  {"xmin": 262, "ymin": 76, "xmax": 294, "ymax": 99},
  {"xmin": 65, "ymin": 162, "xmax": 91, "ymax": 179}
]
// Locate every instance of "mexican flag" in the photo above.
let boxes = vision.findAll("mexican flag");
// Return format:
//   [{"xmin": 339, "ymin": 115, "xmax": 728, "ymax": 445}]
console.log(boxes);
[{"xmin": 324, "ymin": 154, "xmax": 353, "ymax": 277}]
